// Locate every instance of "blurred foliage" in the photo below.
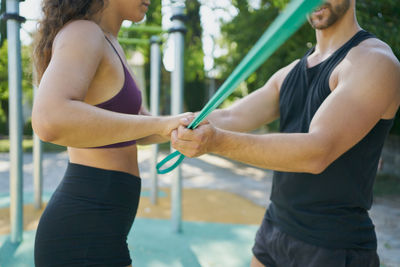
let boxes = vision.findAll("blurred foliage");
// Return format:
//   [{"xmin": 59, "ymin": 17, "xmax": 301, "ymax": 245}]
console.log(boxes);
[
  {"xmin": 356, "ymin": 0, "xmax": 400, "ymax": 59},
  {"xmin": 184, "ymin": 0, "xmax": 206, "ymax": 112},
  {"xmin": 0, "ymin": 0, "xmax": 6, "ymax": 47},
  {"xmin": 0, "ymin": 40, "xmax": 7, "ymax": 133},
  {"xmin": 215, "ymin": 0, "xmax": 400, "ymax": 134},
  {"xmin": 0, "ymin": 138, "xmax": 66, "ymax": 153},
  {"xmin": 0, "ymin": 41, "xmax": 33, "ymax": 136}
]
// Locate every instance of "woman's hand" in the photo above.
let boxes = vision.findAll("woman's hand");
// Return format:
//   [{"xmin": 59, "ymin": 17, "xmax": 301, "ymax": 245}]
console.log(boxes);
[
  {"xmin": 136, "ymin": 113, "xmax": 194, "ymax": 145},
  {"xmin": 171, "ymin": 116, "xmax": 217, "ymax": 158},
  {"xmin": 159, "ymin": 113, "xmax": 195, "ymax": 140}
]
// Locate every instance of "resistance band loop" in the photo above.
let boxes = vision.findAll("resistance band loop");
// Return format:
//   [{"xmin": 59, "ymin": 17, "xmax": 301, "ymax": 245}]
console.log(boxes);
[{"xmin": 157, "ymin": 0, "xmax": 323, "ymax": 174}]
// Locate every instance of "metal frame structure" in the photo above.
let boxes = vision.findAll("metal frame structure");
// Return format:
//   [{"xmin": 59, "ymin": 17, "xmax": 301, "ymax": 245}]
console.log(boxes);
[
  {"xmin": 5, "ymin": 0, "xmax": 24, "ymax": 243},
  {"xmin": 149, "ymin": 36, "xmax": 162, "ymax": 205},
  {"xmin": 169, "ymin": 4, "xmax": 186, "ymax": 233},
  {"xmin": 33, "ymin": 80, "xmax": 43, "ymax": 210}
]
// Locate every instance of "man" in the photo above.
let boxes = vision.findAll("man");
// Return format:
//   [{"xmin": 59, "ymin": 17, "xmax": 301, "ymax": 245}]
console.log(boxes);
[{"xmin": 171, "ymin": 0, "xmax": 400, "ymax": 266}]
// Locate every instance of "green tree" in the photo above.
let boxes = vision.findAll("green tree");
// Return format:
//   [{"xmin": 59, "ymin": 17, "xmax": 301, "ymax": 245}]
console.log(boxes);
[
  {"xmin": 215, "ymin": 0, "xmax": 314, "ymax": 99},
  {"xmin": 0, "ymin": 41, "xmax": 33, "ymax": 135},
  {"xmin": 0, "ymin": 0, "xmax": 7, "ymax": 47},
  {"xmin": 184, "ymin": 0, "xmax": 206, "ymax": 112},
  {"xmin": 0, "ymin": 40, "xmax": 8, "ymax": 134}
]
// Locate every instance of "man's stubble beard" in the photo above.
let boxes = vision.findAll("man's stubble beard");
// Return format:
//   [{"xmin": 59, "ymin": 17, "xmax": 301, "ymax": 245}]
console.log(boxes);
[{"xmin": 308, "ymin": 0, "xmax": 351, "ymax": 30}]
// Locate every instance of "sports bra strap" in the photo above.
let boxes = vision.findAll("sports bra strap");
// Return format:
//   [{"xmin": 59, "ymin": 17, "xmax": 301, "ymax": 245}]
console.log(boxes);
[{"xmin": 104, "ymin": 35, "xmax": 125, "ymax": 64}]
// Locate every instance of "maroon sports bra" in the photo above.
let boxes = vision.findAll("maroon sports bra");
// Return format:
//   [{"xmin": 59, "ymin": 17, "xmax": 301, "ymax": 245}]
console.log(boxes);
[{"xmin": 92, "ymin": 37, "xmax": 142, "ymax": 148}]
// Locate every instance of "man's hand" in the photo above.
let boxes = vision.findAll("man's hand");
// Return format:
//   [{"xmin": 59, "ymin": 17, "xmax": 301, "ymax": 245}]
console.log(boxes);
[{"xmin": 171, "ymin": 117, "xmax": 217, "ymax": 158}]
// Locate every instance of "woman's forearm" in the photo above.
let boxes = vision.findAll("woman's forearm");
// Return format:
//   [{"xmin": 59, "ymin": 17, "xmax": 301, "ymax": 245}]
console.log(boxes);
[
  {"xmin": 136, "ymin": 135, "xmax": 169, "ymax": 146},
  {"xmin": 32, "ymin": 99, "xmax": 170, "ymax": 148}
]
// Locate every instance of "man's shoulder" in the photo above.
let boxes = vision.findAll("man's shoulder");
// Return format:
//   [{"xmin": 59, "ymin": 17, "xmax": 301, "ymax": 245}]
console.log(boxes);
[
  {"xmin": 274, "ymin": 59, "xmax": 301, "ymax": 88},
  {"xmin": 348, "ymin": 37, "xmax": 399, "ymax": 67},
  {"xmin": 338, "ymin": 35, "xmax": 400, "ymax": 107},
  {"xmin": 336, "ymin": 36, "xmax": 399, "ymax": 88}
]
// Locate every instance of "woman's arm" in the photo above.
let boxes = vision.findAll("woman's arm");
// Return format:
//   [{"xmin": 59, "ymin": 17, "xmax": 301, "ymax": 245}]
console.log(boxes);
[
  {"xmin": 134, "ymin": 106, "xmax": 176, "ymax": 145},
  {"xmin": 32, "ymin": 21, "xmax": 183, "ymax": 148},
  {"xmin": 136, "ymin": 135, "xmax": 170, "ymax": 146}
]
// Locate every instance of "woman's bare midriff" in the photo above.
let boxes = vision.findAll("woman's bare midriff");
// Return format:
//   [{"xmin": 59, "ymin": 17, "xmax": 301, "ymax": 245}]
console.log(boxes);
[{"xmin": 68, "ymin": 145, "xmax": 140, "ymax": 177}]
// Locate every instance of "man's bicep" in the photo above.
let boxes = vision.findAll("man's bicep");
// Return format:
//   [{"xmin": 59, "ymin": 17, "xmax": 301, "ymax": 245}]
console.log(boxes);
[{"xmin": 309, "ymin": 53, "xmax": 399, "ymax": 163}]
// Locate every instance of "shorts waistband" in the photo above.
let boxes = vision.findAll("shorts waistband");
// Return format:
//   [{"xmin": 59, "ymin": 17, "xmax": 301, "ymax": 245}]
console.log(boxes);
[{"xmin": 56, "ymin": 162, "xmax": 141, "ymax": 207}]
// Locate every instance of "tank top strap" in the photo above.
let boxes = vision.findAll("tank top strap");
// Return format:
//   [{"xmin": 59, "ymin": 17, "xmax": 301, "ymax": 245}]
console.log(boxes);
[
  {"xmin": 313, "ymin": 30, "xmax": 376, "ymax": 91},
  {"xmin": 301, "ymin": 30, "xmax": 375, "ymax": 68},
  {"xmin": 332, "ymin": 30, "xmax": 376, "ymax": 61}
]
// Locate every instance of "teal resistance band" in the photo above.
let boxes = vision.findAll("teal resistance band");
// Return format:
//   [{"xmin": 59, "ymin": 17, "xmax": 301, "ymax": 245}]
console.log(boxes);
[{"xmin": 157, "ymin": 0, "xmax": 323, "ymax": 174}]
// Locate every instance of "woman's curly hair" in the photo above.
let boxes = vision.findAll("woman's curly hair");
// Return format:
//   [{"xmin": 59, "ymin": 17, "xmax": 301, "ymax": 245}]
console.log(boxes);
[{"xmin": 33, "ymin": 0, "xmax": 107, "ymax": 83}]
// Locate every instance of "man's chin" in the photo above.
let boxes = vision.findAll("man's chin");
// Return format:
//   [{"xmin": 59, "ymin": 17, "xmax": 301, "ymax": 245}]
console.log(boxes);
[
  {"xmin": 308, "ymin": 20, "xmax": 329, "ymax": 30},
  {"xmin": 312, "ymin": 24, "xmax": 331, "ymax": 30},
  {"xmin": 308, "ymin": 14, "xmax": 337, "ymax": 30}
]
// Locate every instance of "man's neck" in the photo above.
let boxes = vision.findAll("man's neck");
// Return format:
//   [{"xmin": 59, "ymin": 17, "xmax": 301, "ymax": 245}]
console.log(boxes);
[{"xmin": 314, "ymin": 10, "xmax": 361, "ymax": 57}]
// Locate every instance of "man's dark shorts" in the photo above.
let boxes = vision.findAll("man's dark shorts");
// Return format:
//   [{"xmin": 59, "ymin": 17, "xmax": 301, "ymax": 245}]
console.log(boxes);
[{"xmin": 252, "ymin": 218, "xmax": 380, "ymax": 267}]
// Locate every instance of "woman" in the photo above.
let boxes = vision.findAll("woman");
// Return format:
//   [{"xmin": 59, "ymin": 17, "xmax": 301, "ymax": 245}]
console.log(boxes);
[{"xmin": 32, "ymin": 1, "xmax": 187, "ymax": 266}]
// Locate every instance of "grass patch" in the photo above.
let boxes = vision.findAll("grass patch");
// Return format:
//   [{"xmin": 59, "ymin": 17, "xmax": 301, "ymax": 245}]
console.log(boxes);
[
  {"xmin": 0, "ymin": 139, "xmax": 66, "ymax": 153},
  {"xmin": 374, "ymin": 174, "xmax": 400, "ymax": 197}
]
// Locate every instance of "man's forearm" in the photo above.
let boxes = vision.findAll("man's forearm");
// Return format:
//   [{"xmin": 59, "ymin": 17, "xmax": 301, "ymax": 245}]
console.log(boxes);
[
  {"xmin": 207, "ymin": 109, "xmax": 259, "ymax": 133},
  {"xmin": 211, "ymin": 129, "xmax": 329, "ymax": 174}
]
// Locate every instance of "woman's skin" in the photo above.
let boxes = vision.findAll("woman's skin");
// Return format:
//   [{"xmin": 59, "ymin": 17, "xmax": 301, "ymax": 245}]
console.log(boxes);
[{"xmin": 32, "ymin": 0, "xmax": 188, "ymax": 180}]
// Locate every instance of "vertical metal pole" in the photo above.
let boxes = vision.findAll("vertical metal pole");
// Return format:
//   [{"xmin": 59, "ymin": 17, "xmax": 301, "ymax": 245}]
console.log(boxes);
[
  {"xmin": 6, "ymin": 0, "xmax": 23, "ymax": 243},
  {"xmin": 169, "ymin": 4, "xmax": 186, "ymax": 233},
  {"xmin": 33, "ymin": 77, "xmax": 43, "ymax": 210},
  {"xmin": 150, "ymin": 36, "xmax": 161, "ymax": 205}
]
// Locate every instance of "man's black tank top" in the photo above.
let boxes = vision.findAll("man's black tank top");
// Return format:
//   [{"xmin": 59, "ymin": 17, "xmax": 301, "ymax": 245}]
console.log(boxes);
[{"xmin": 265, "ymin": 30, "xmax": 394, "ymax": 250}]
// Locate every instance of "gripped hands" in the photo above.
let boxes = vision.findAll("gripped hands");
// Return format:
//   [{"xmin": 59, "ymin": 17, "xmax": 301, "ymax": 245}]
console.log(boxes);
[
  {"xmin": 171, "ymin": 116, "xmax": 218, "ymax": 158},
  {"xmin": 159, "ymin": 112, "xmax": 194, "ymax": 139}
]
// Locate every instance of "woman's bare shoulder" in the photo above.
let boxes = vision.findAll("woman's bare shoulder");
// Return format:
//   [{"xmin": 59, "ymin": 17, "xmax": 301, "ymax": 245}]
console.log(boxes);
[{"xmin": 52, "ymin": 20, "xmax": 105, "ymax": 54}]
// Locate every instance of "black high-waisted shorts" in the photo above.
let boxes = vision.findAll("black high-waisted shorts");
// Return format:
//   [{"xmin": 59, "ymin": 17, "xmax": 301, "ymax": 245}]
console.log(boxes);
[{"xmin": 34, "ymin": 162, "xmax": 141, "ymax": 267}]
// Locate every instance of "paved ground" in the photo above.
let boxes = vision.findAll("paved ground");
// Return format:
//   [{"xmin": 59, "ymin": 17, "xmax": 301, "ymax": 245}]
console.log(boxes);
[
  {"xmin": 0, "ymin": 148, "xmax": 399, "ymax": 266},
  {"xmin": 0, "ymin": 219, "xmax": 259, "ymax": 267}
]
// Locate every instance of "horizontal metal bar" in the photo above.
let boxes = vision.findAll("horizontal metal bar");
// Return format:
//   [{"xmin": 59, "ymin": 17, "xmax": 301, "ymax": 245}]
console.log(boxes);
[
  {"xmin": 0, "ymin": 12, "xmax": 26, "ymax": 23},
  {"xmin": 118, "ymin": 38, "xmax": 151, "ymax": 45},
  {"xmin": 121, "ymin": 25, "xmax": 166, "ymax": 34}
]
